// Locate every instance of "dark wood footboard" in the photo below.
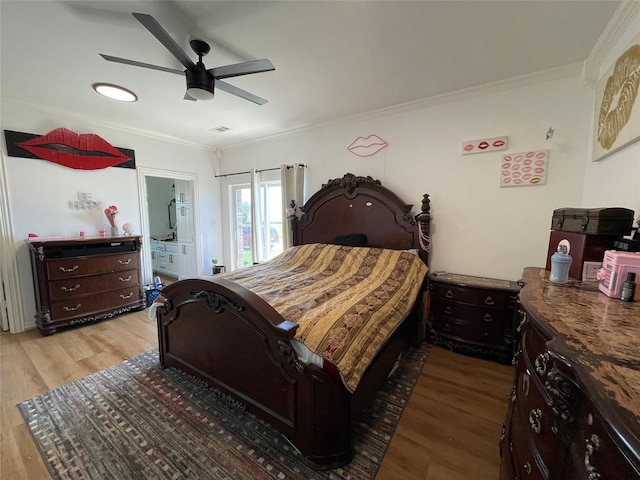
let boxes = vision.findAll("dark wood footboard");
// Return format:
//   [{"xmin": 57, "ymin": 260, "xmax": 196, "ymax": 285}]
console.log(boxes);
[
  {"xmin": 157, "ymin": 276, "xmax": 423, "ymax": 469},
  {"xmin": 157, "ymin": 277, "xmax": 354, "ymax": 469}
]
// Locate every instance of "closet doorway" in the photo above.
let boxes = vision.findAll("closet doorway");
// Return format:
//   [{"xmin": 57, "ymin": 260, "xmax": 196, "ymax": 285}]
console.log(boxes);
[{"xmin": 137, "ymin": 168, "xmax": 199, "ymax": 285}]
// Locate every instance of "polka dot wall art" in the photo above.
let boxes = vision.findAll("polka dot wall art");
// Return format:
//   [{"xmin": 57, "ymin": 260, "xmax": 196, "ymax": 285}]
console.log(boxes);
[{"xmin": 500, "ymin": 149, "xmax": 549, "ymax": 188}]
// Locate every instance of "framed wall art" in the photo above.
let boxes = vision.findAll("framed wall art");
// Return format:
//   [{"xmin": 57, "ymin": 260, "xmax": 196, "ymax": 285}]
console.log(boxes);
[
  {"xmin": 592, "ymin": 37, "xmax": 640, "ymax": 162},
  {"xmin": 500, "ymin": 150, "xmax": 549, "ymax": 188}
]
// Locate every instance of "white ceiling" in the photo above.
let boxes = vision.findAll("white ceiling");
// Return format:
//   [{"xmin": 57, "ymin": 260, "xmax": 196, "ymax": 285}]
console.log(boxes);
[{"xmin": 0, "ymin": 0, "xmax": 621, "ymax": 149}]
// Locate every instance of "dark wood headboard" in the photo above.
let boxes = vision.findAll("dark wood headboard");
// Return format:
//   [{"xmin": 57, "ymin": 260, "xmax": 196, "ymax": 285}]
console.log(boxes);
[{"xmin": 292, "ymin": 173, "xmax": 431, "ymax": 264}]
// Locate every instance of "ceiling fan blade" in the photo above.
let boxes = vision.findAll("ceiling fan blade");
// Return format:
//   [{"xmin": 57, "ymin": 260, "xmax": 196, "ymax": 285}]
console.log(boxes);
[
  {"xmin": 215, "ymin": 80, "xmax": 268, "ymax": 105},
  {"xmin": 132, "ymin": 12, "xmax": 195, "ymax": 70},
  {"xmin": 100, "ymin": 54, "xmax": 184, "ymax": 75},
  {"xmin": 210, "ymin": 59, "xmax": 275, "ymax": 80}
]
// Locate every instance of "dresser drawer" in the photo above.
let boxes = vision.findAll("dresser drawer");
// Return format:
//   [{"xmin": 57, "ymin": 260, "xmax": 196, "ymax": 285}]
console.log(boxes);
[
  {"xmin": 47, "ymin": 253, "xmax": 139, "ymax": 279},
  {"xmin": 49, "ymin": 286, "xmax": 141, "ymax": 321},
  {"xmin": 432, "ymin": 283, "xmax": 513, "ymax": 307},
  {"xmin": 520, "ymin": 317, "xmax": 551, "ymax": 377},
  {"xmin": 569, "ymin": 402, "xmax": 640, "ymax": 480},
  {"xmin": 48, "ymin": 269, "xmax": 140, "ymax": 301},
  {"xmin": 510, "ymin": 402, "xmax": 548, "ymax": 480},
  {"xmin": 514, "ymin": 364, "xmax": 567, "ymax": 475}
]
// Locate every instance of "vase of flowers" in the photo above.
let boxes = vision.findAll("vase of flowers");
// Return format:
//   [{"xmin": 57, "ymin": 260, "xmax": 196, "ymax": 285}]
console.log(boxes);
[{"xmin": 104, "ymin": 205, "xmax": 119, "ymax": 236}]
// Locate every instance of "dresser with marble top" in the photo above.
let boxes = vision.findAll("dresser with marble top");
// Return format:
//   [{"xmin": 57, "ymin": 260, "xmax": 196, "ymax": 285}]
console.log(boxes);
[{"xmin": 500, "ymin": 267, "xmax": 640, "ymax": 479}]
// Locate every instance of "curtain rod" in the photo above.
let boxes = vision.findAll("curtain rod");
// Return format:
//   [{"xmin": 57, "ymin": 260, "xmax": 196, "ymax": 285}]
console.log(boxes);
[{"xmin": 215, "ymin": 164, "xmax": 306, "ymax": 178}]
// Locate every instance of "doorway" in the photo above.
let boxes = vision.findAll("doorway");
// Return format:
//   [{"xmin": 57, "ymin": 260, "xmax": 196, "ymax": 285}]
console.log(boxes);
[
  {"xmin": 0, "ymin": 147, "xmax": 24, "ymax": 332},
  {"xmin": 137, "ymin": 168, "xmax": 199, "ymax": 285}
]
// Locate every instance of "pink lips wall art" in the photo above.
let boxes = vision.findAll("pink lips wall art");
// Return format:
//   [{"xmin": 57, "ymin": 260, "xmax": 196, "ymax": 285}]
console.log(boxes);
[
  {"xmin": 4, "ymin": 128, "xmax": 135, "ymax": 170},
  {"xmin": 500, "ymin": 149, "xmax": 549, "ymax": 188},
  {"xmin": 461, "ymin": 136, "xmax": 508, "ymax": 155},
  {"xmin": 347, "ymin": 134, "xmax": 388, "ymax": 157}
]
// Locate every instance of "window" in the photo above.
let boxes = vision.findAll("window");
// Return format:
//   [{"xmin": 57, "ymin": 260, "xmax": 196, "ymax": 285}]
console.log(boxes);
[{"xmin": 229, "ymin": 180, "xmax": 283, "ymax": 269}]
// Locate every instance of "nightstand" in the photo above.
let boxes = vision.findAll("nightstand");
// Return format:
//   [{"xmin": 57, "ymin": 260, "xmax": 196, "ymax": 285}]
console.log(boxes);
[{"xmin": 428, "ymin": 272, "xmax": 520, "ymax": 364}]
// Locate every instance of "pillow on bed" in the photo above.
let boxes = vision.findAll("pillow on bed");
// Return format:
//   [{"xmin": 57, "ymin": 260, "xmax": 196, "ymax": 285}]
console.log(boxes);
[{"xmin": 333, "ymin": 233, "xmax": 368, "ymax": 247}]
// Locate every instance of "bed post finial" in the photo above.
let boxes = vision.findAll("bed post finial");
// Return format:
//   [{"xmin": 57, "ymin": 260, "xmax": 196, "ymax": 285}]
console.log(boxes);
[{"xmin": 420, "ymin": 194, "xmax": 430, "ymax": 214}]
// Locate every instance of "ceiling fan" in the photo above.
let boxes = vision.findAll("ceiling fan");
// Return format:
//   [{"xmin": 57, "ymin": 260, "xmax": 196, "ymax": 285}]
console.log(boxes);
[{"xmin": 100, "ymin": 12, "xmax": 275, "ymax": 104}]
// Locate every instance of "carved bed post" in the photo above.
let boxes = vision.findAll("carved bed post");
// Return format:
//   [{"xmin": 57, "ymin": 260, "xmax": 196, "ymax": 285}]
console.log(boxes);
[
  {"xmin": 415, "ymin": 193, "xmax": 431, "ymax": 265},
  {"xmin": 287, "ymin": 199, "xmax": 298, "ymax": 246}
]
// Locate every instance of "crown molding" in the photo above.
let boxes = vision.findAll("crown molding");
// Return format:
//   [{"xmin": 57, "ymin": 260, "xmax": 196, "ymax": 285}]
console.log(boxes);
[
  {"xmin": 223, "ymin": 62, "xmax": 584, "ymax": 151},
  {"xmin": 582, "ymin": 0, "xmax": 640, "ymax": 87}
]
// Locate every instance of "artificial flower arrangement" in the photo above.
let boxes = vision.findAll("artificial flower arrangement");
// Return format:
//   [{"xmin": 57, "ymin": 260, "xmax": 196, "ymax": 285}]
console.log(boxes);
[{"xmin": 104, "ymin": 205, "xmax": 119, "ymax": 229}]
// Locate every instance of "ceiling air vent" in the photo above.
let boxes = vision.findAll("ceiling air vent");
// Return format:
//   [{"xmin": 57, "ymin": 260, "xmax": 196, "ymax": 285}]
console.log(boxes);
[{"xmin": 210, "ymin": 125, "xmax": 231, "ymax": 133}]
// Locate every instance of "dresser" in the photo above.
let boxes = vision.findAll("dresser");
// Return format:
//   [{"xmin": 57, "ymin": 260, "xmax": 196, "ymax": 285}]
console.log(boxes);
[
  {"xmin": 27, "ymin": 235, "xmax": 145, "ymax": 335},
  {"xmin": 428, "ymin": 273, "xmax": 520, "ymax": 364},
  {"xmin": 500, "ymin": 267, "xmax": 640, "ymax": 479}
]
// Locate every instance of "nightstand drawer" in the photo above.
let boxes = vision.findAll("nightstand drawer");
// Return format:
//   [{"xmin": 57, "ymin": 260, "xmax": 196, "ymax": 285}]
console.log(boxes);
[
  {"xmin": 431, "ymin": 298, "xmax": 507, "ymax": 325},
  {"xmin": 431, "ymin": 283, "xmax": 514, "ymax": 307},
  {"xmin": 431, "ymin": 315, "xmax": 507, "ymax": 345}
]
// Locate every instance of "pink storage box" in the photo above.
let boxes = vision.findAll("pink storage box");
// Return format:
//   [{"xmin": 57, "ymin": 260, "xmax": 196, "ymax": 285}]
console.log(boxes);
[{"xmin": 597, "ymin": 250, "xmax": 640, "ymax": 298}]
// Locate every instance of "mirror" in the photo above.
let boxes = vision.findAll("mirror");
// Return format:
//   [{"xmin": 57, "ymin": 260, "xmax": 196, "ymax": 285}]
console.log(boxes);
[{"xmin": 168, "ymin": 198, "xmax": 176, "ymax": 230}]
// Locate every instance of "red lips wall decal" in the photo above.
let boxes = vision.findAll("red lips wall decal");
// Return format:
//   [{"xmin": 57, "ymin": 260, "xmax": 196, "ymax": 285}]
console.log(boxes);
[
  {"xmin": 4, "ymin": 128, "xmax": 135, "ymax": 170},
  {"xmin": 461, "ymin": 136, "xmax": 508, "ymax": 155},
  {"xmin": 347, "ymin": 134, "xmax": 388, "ymax": 157}
]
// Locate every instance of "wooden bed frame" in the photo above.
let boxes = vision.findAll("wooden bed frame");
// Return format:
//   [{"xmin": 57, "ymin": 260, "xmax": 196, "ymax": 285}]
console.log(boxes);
[{"xmin": 156, "ymin": 173, "xmax": 431, "ymax": 469}]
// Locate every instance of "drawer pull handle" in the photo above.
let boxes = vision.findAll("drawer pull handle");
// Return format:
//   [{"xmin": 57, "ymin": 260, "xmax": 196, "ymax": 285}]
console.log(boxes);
[
  {"xmin": 445, "ymin": 290, "xmax": 454, "ymax": 299},
  {"xmin": 60, "ymin": 284, "xmax": 80, "ymax": 292},
  {"xmin": 523, "ymin": 462, "xmax": 532, "ymax": 475},
  {"xmin": 118, "ymin": 259, "xmax": 132, "ymax": 265},
  {"xmin": 444, "ymin": 306, "xmax": 453, "ymax": 315},
  {"xmin": 529, "ymin": 408, "xmax": 542, "ymax": 434},
  {"xmin": 120, "ymin": 292, "xmax": 134, "ymax": 299},
  {"xmin": 442, "ymin": 323, "xmax": 451, "ymax": 332},
  {"xmin": 484, "ymin": 296, "xmax": 495, "ymax": 305},
  {"xmin": 483, "ymin": 313, "xmax": 493, "ymax": 322},
  {"xmin": 59, "ymin": 265, "xmax": 79, "ymax": 273},
  {"xmin": 63, "ymin": 304, "xmax": 81, "ymax": 312},
  {"xmin": 585, "ymin": 434, "xmax": 602, "ymax": 480},
  {"xmin": 119, "ymin": 275, "xmax": 132, "ymax": 282},
  {"xmin": 535, "ymin": 352, "xmax": 549, "ymax": 376}
]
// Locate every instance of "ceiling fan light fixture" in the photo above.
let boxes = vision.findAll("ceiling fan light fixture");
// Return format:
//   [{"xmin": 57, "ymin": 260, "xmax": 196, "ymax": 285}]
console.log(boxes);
[
  {"xmin": 92, "ymin": 83, "xmax": 137, "ymax": 102},
  {"xmin": 186, "ymin": 68, "xmax": 215, "ymax": 100}
]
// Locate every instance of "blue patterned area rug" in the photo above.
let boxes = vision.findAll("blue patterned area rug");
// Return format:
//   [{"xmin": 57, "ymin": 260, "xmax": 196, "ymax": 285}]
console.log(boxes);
[{"xmin": 18, "ymin": 344, "xmax": 429, "ymax": 480}]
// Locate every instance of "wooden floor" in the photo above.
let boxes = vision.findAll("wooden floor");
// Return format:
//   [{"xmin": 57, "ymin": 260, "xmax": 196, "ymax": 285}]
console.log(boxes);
[{"xmin": 1, "ymin": 311, "xmax": 513, "ymax": 480}]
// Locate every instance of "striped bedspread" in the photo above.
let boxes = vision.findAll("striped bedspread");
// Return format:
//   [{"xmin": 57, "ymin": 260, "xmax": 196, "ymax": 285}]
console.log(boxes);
[{"xmin": 220, "ymin": 243, "xmax": 428, "ymax": 393}]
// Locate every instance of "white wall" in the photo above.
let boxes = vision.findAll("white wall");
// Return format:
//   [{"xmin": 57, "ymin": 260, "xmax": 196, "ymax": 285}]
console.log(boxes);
[
  {"xmin": 1, "ymin": 98, "xmax": 222, "ymax": 330},
  {"xmin": 220, "ymin": 72, "xmax": 610, "ymax": 282}
]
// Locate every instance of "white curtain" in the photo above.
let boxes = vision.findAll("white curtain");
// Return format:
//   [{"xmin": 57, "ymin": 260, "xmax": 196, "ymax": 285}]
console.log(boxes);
[
  {"xmin": 281, "ymin": 163, "xmax": 306, "ymax": 249},
  {"xmin": 249, "ymin": 168, "xmax": 265, "ymax": 263}
]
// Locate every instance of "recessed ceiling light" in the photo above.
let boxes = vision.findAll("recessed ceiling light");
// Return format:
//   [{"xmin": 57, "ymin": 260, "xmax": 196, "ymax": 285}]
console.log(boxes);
[{"xmin": 92, "ymin": 83, "xmax": 138, "ymax": 102}]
